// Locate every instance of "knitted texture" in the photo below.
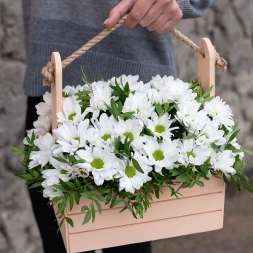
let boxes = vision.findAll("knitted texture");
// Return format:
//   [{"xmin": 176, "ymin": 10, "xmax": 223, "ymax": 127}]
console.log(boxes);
[{"xmin": 22, "ymin": 0, "xmax": 214, "ymax": 96}]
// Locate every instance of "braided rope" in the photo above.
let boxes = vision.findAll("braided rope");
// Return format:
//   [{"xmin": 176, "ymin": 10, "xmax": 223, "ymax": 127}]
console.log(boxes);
[{"xmin": 42, "ymin": 15, "xmax": 227, "ymax": 86}]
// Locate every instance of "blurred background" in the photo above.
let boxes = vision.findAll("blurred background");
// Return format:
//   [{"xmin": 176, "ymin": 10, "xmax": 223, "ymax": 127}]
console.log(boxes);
[{"xmin": 0, "ymin": 0, "xmax": 252, "ymax": 252}]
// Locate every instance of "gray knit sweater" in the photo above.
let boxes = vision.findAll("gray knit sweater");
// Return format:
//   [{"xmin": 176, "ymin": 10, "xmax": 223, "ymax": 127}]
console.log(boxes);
[{"xmin": 22, "ymin": 0, "xmax": 214, "ymax": 96}]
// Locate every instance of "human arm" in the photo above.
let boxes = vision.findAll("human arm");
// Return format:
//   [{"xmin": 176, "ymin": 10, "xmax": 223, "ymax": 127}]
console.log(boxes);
[{"xmin": 104, "ymin": 0, "xmax": 214, "ymax": 34}]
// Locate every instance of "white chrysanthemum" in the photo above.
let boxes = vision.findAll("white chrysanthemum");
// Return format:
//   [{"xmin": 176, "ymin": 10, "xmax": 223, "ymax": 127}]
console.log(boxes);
[
  {"xmin": 63, "ymin": 85, "xmax": 86, "ymax": 96},
  {"xmin": 147, "ymin": 112, "xmax": 178, "ymax": 140},
  {"xmin": 112, "ymin": 75, "xmax": 150, "ymax": 93},
  {"xmin": 29, "ymin": 133, "xmax": 56, "ymax": 168},
  {"xmin": 211, "ymin": 150, "xmax": 236, "ymax": 175},
  {"xmin": 50, "ymin": 158, "xmax": 80, "ymax": 178},
  {"xmin": 196, "ymin": 121, "xmax": 226, "ymax": 148},
  {"xmin": 204, "ymin": 96, "xmax": 234, "ymax": 130},
  {"xmin": 35, "ymin": 92, "xmax": 52, "ymax": 116},
  {"xmin": 116, "ymin": 158, "xmax": 152, "ymax": 194},
  {"xmin": 143, "ymin": 139, "xmax": 180, "ymax": 174},
  {"xmin": 149, "ymin": 75, "xmax": 196, "ymax": 103},
  {"xmin": 223, "ymin": 134, "xmax": 244, "ymax": 159},
  {"xmin": 179, "ymin": 139, "xmax": 211, "ymax": 166},
  {"xmin": 92, "ymin": 113, "xmax": 117, "ymax": 149},
  {"xmin": 57, "ymin": 96, "xmax": 86, "ymax": 124},
  {"xmin": 176, "ymin": 100, "xmax": 208, "ymax": 132},
  {"xmin": 76, "ymin": 146, "xmax": 119, "ymax": 186},
  {"xmin": 41, "ymin": 169, "xmax": 70, "ymax": 200},
  {"xmin": 53, "ymin": 120, "xmax": 94, "ymax": 154},
  {"xmin": 122, "ymin": 92, "xmax": 154, "ymax": 124},
  {"xmin": 33, "ymin": 114, "xmax": 52, "ymax": 136},
  {"xmin": 89, "ymin": 81, "xmax": 113, "ymax": 111},
  {"xmin": 114, "ymin": 119, "xmax": 146, "ymax": 149},
  {"xmin": 23, "ymin": 129, "xmax": 38, "ymax": 145}
]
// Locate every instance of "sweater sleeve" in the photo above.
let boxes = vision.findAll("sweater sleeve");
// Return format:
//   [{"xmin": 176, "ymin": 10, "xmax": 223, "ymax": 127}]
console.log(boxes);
[{"xmin": 177, "ymin": 0, "xmax": 215, "ymax": 19}]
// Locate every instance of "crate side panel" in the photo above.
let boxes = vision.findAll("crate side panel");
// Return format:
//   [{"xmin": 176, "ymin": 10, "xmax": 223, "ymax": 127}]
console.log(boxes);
[
  {"xmin": 69, "ymin": 210, "xmax": 223, "ymax": 253},
  {"xmin": 68, "ymin": 177, "xmax": 225, "ymax": 215},
  {"xmin": 68, "ymin": 192, "xmax": 223, "ymax": 233}
]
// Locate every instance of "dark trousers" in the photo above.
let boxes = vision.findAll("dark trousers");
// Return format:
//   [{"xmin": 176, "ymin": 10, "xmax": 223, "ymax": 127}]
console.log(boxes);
[{"xmin": 26, "ymin": 96, "xmax": 151, "ymax": 253}]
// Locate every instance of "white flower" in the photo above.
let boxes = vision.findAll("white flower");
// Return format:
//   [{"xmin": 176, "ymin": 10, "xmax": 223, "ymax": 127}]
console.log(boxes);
[
  {"xmin": 23, "ymin": 129, "xmax": 38, "ymax": 145},
  {"xmin": 196, "ymin": 121, "xmax": 226, "ymax": 148},
  {"xmin": 92, "ymin": 113, "xmax": 117, "ymax": 148},
  {"xmin": 179, "ymin": 139, "xmax": 211, "ymax": 166},
  {"xmin": 147, "ymin": 112, "xmax": 178, "ymax": 140},
  {"xmin": 114, "ymin": 119, "xmax": 146, "ymax": 149},
  {"xmin": 42, "ymin": 186, "xmax": 63, "ymax": 200},
  {"xmin": 53, "ymin": 120, "xmax": 94, "ymax": 154},
  {"xmin": 50, "ymin": 158, "xmax": 79, "ymax": 178},
  {"xmin": 63, "ymin": 85, "xmax": 86, "ymax": 96},
  {"xmin": 33, "ymin": 114, "xmax": 52, "ymax": 136},
  {"xmin": 112, "ymin": 75, "xmax": 150, "ymax": 93},
  {"xmin": 204, "ymin": 96, "xmax": 234, "ymax": 130},
  {"xmin": 57, "ymin": 96, "xmax": 86, "ymax": 124},
  {"xmin": 211, "ymin": 150, "xmax": 236, "ymax": 175},
  {"xmin": 223, "ymin": 134, "xmax": 244, "ymax": 159},
  {"xmin": 143, "ymin": 139, "xmax": 180, "ymax": 174},
  {"xmin": 116, "ymin": 158, "xmax": 152, "ymax": 194},
  {"xmin": 122, "ymin": 92, "xmax": 154, "ymax": 124},
  {"xmin": 176, "ymin": 100, "xmax": 208, "ymax": 132},
  {"xmin": 149, "ymin": 75, "xmax": 196, "ymax": 103},
  {"xmin": 29, "ymin": 133, "xmax": 56, "ymax": 168},
  {"xmin": 35, "ymin": 92, "xmax": 52, "ymax": 116},
  {"xmin": 76, "ymin": 146, "xmax": 119, "ymax": 186},
  {"xmin": 89, "ymin": 81, "xmax": 113, "ymax": 111}
]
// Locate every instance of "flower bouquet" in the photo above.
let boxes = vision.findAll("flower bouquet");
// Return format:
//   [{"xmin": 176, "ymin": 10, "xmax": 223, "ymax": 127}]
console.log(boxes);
[{"xmin": 14, "ymin": 73, "xmax": 252, "ymax": 230}]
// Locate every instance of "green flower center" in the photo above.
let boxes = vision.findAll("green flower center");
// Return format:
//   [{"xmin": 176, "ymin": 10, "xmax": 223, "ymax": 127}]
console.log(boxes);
[
  {"xmin": 186, "ymin": 151, "xmax": 196, "ymax": 158},
  {"xmin": 123, "ymin": 132, "xmax": 134, "ymax": 141},
  {"xmin": 68, "ymin": 112, "xmax": 77, "ymax": 120},
  {"xmin": 155, "ymin": 124, "xmax": 166, "ymax": 134},
  {"xmin": 91, "ymin": 158, "xmax": 104, "ymax": 169},
  {"xmin": 153, "ymin": 150, "xmax": 164, "ymax": 161},
  {"xmin": 74, "ymin": 137, "xmax": 80, "ymax": 142},
  {"xmin": 125, "ymin": 165, "xmax": 136, "ymax": 178},
  {"xmin": 101, "ymin": 133, "xmax": 111, "ymax": 141}
]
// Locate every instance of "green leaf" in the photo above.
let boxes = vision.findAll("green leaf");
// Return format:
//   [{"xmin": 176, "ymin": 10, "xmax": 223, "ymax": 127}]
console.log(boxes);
[
  {"xmin": 228, "ymin": 129, "xmax": 240, "ymax": 143},
  {"xmin": 56, "ymin": 199, "xmax": 66, "ymax": 215},
  {"xmin": 113, "ymin": 136, "xmax": 121, "ymax": 150},
  {"xmin": 73, "ymin": 190, "xmax": 80, "ymax": 205},
  {"xmin": 97, "ymin": 188, "xmax": 110, "ymax": 194},
  {"xmin": 81, "ymin": 205, "xmax": 89, "ymax": 212},
  {"xmin": 96, "ymin": 195, "xmax": 107, "ymax": 203},
  {"xmin": 119, "ymin": 111, "xmax": 135, "ymax": 120},
  {"xmin": 188, "ymin": 181, "xmax": 195, "ymax": 188},
  {"xmin": 65, "ymin": 217, "xmax": 74, "ymax": 227},
  {"xmin": 195, "ymin": 180, "xmax": 204, "ymax": 187},
  {"xmin": 80, "ymin": 192, "xmax": 94, "ymax": 200},
  {"xmin": 94, "ymin": 199, "xmax": 102, "ymax": 215},
  {"xmin": 110, "ymin": 199, "xmax": 123, "ymax": 208},
  {"xmin": 48, "ymin": 196, "xmax": 64, "ymax": 205},
  {"xmin": 91, "ymin": 203, "xmax": 96, "ymax": 223},
  {"xmin": 242, "ymin": 182, "xmax": 253, "ymax": 193},
  {"xmin": 15, "ymin": 173, "xmax": 33, "ymax": 180},
  {"xmin": 53, "ymin": 156, "xmax": 69, "ymax": 164},
  {"xmin": 53, "ymin": 184, "xmax": 68, "ymax": 193},
  {"xmin": 82, "ymin": 209, "xmax": 91, "ymax": 224},
  {"xmin": 132, "ymin": 158, "xmax": 144, "ymax": 173},
  {"xmin": 202, "ymin": 85, "xmax": 213, "ymax": 98},
  {"xmin": 59, "ymin": 179, "xmax": 74, "ymax": 191},
  {"xmin": 29, "ymin": 182, "xmax": 42, "ymax": 189},
  {"xmin": 11, "ymin": 146, "xmax": 24, "ymax": 155},
  {"xmin": 68, "ymin": 193, "xmax": 74, "ymax": 211}
]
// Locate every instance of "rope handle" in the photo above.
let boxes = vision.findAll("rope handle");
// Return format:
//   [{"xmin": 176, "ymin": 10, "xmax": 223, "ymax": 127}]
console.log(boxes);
[{"xmin": 42, "ymin": 15, "xmax": 227, "ymax": 86}]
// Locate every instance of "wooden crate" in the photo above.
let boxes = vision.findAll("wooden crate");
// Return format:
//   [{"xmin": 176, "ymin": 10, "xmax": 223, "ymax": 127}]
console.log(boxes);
[
  {"xmin": 50, "ymin": 38, "xmax": 225, "ymax": 253},
  {"xmin": 53, "ymin": 177, "xmax": 225, "ymax": 253}
]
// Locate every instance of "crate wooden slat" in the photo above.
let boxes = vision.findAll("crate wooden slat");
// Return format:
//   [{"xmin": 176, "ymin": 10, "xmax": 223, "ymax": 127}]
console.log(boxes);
[{"xmin": 50, "ymin": 37, "xmax": 226, "ymax": 253}]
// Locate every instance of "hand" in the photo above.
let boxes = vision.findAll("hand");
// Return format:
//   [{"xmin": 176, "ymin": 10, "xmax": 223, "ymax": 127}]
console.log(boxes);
[{"xmin": 104, "ymin": 0, "xmax": 183, "ymax": 34}]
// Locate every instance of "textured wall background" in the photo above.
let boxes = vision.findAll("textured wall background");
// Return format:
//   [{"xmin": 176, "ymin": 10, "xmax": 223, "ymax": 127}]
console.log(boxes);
[{"xmin": 0, "ymin": 0, "xmax": 252, "ymax": 253}]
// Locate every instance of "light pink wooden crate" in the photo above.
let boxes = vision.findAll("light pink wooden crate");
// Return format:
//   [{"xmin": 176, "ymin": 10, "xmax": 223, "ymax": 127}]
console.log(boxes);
[
  {"xmin": 53, "ymin": 177, "xmax": 225, "ymax": 253},
  {"xmin": 50, "ymin": 38, "xmax": 225, "ymax": 253}
]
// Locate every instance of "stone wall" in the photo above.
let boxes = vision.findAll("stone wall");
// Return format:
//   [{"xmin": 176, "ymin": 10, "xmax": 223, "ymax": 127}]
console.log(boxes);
[{"xmin": 0, "ymin": 0, "xmax": 252, "ymax": 253}]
